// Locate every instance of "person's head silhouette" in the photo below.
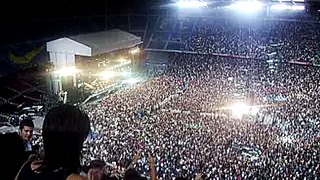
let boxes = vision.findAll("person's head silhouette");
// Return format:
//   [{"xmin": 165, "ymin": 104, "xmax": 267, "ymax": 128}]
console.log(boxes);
[{"xmin": 42, "ymin": 104, "xmax": 90, "ymax": 174}]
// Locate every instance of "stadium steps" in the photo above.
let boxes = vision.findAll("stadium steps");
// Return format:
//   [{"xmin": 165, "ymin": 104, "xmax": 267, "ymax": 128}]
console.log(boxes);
[
  {"xmin": 20, "ymin": 80, "xmax": 34, "ymax": 89},
  {"xmin": 0, "ymin": 96, "xmax": 6, "ymax": 101},
  {"xmin": 0, "ymin": 113, "xmax": 10, "ymax": 119},
  {"xmin": 5, "ymin": 87, "xmax": 20, "ymax": 94},
  {"xmin": 35, "ymin": 89, "xmax": 46, "ymax": 94},
  {"xmin": 23, "ymin": 95, "xmax": 41, "ymax": 102},
  {"xmin": 7, "ymin": 87, "xmax": 37, "ymax": 101},
  {"xmin": 145, "ymin": 16, "xmax": 161, "ymax": 49}
]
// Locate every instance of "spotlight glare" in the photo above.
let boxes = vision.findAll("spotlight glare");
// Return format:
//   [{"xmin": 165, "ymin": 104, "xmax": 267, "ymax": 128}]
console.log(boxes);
[
  {"xmin": 228, "ymin": 1, "xmax": 264, "ymax": 12},
  {"xmin": 130, "ymin": 48, "xmax": 140, "ymax": 54},
  {"xmin": 176, "ymin": 0, "xmax": 208, "ymax": 8},
  {"xmin": 123, "ymin": 78, "xmax": 140, "ymax": 85},
  {"xmin": 121, "ymin": 71, "xmax": 131, "ymax": 77},
  {"xmin": 249, "ymin": 106, "xmax": 259, "ymax": 115},
  {"xmin": 118, "ymin": 58, "xmax": 128, "ymax": 63},
  {"xmin": 230, "ymin": 102, "xmax": 250, "ymax": 118},
  {"xmin": 270, "ymin": 4, "xmax": 305, "ymax": 11},
  {"xmin": 53, "ymin": 66, "xmax": 79, "ymax": 76},
  {"xmin": 98, "ymin": 71, "xmax": 116, "ymax": 79},
  {"xmin": 227, "ymin": 102, "xmax": 260, "ymax": 118}
]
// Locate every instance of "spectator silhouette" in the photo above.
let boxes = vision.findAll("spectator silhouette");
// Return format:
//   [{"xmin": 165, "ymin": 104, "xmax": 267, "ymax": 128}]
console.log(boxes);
[
  {"xmin": 0, "ymin": 132, "xmax": 26, "ymax": 180},
  {"xmin": 124, "ymin": 169, "xmax": 147, "ymax": 180},
  {"xmin": 15, "ymin": 104, "xmax": 90, "ymax": 180}
]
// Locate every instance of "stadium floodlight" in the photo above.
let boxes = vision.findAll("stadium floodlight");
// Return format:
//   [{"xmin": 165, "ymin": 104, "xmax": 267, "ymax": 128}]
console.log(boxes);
[
  {"xmin": 270, "ymin": 4, "xmax": 305, "ymax": 10},
  {"xmin": 53, "ymin": 66, "xmax": 79, "ymax": 76},
  {"xmin": 227, "ymin": 0, "xmax": 264, "ymax": 13},
  {"xmin": 175, "ymin": 0, "xmax": 208, "ymax": 8}
]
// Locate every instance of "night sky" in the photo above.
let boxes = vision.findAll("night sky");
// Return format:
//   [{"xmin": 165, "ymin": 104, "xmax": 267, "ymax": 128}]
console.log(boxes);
[
  {"xmin": 0, "ymin": 0, "xmax": 150, "ymax": 45},
  {"xmin": 1, "ymin": 0, "xmax": 149, "ymax": 21}
]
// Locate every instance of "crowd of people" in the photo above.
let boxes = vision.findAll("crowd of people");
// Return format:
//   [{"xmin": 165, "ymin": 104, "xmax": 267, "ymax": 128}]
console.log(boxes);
[
  {"xmin": 184, "ymin": 19, "xmax": 320, "ymax": 64},
  {"xmin": 77, "ymin": 53, "xmax": 320, "ymax": 179}
]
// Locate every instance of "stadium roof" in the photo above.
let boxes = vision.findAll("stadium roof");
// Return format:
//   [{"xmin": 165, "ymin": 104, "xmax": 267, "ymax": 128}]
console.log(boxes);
[{"xmin": 47, "ymin": 29, "xmax": 142, "ymax": 57}]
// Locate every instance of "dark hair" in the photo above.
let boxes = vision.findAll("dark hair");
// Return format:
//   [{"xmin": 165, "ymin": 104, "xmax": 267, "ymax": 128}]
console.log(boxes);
[
  {"xmin": 89, "ymin": 159, "xmax": 106, "ymax": 169},
  {"xmin": 19, "ymin": 118, "xmax": 34, "ymax": 130},
  {"xmin": 124, "ymin": 169, "xmax": 147, "ymax": 180},
  {"xmin": 0, "ymin": 133, "xmax": 26, "ymax": 180},
  {"xmin": 42, "ymin": 104, "xmax": 90, "ymax": 174},
  {"xmin": 176, "ymin": 177, "xmax": 188, "ymax": 180},
  {"xmin": 83, "ymin": 159, "xmax": 106, "ymax": 173}
]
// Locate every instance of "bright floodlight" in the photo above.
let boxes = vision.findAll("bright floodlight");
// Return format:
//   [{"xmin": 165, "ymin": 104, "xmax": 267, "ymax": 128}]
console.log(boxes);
[
  {"xmin": 230, "ymin": 102, "xmax": 250, "ymax": 118},
  {"xmin": 130, "ymin": 48, "xmax": 140, "ymax": 54},
  {"xmin": 98, "ymin": 71, "xmax": 116, "ymax": 79},
  {"xmin": 175, "ymin": 0, "xmax": 208, "ymax": 8},
  {"xmin": 118, "ymin": 58, "xmax": 128, "ymax": 63},
  {"xmin": 228, "ymin": 1, "xmax": 264, "ymax": 12},
  {"xmin": 53, "ymin": 66, "xmax": 79, "ymax": 76},
  {"xmin": 270, "ymin": 4, "xmax": 305, "ymax": 11}
]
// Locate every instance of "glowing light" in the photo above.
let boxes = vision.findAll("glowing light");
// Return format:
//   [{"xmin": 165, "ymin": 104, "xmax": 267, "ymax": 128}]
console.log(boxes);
[
  {"xmin": 249, "ymin": 106, "xmax": 259, "ymax": 115},
  {"xmin": 98, "ymin": 71, "xmax": 116, "ymax": 79},
  {"xmin": 53, "ymin": 66, "xmax": 79, "ymax": 76},
  {"xmin": 230, "ymin": 102, "xmax": 250, "ymax": 118},
  {"xmin": 130, "ymin": 48, "xmax": 140, "ymax": 54},
  {"xmin": 227, "ymin": 102, "xmax": 260, "ymax": 118},
  {"xmin": 270, "ymin": 4, "xmax": 304, "ymax": 11},
  {"xmin": 228, "ymin": 1, "xmax": 264, "ymax": 12},
  {"xmin": 123, "ymin": 78, "xmax": 140, "ymax": 85},
  {"xmin": 290, "ymin": 5, "xmax": 305, "ymax": 10},
  {"xmin": 175, "ymin": 0, "xmax": 208, "ymax": 8},
  {"xmin": 120, "ymin": 71, "xmax": 131, "ymax": 77},
  {"xmin": 114, "ymin": 58, "xmax": 131, "ymax": 68},
  {"xmin": 118, "ymin": 58, "xmax": 128, "ymax": 63}
]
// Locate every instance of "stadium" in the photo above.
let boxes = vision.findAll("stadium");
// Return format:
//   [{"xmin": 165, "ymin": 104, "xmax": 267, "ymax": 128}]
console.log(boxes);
[{"xmin": 0, "ymin": 0, "xmax": 319, "ymax": 179}]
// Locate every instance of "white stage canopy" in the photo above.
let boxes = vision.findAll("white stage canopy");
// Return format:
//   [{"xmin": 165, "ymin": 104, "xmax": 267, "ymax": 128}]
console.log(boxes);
[
  {"xmin": 69, "ymin": 29, "xmax": 142, "ymax": 56},
  {"xmin": 47, "ymin": 29, "xmax": 142, "ymax": 58},
  {"xmin": 46, "ymin": 29, "xmax": 142, "ymax": 94}
]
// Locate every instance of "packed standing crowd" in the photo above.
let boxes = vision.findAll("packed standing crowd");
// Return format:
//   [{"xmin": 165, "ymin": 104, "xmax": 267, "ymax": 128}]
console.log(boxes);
[
  {"xmin": 80, "ymin": 52, "xmax": 319, "ymax": 179},
  {"xmin": 184, "ymin": 19, "xmax": 320, "ymax": 64}
]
